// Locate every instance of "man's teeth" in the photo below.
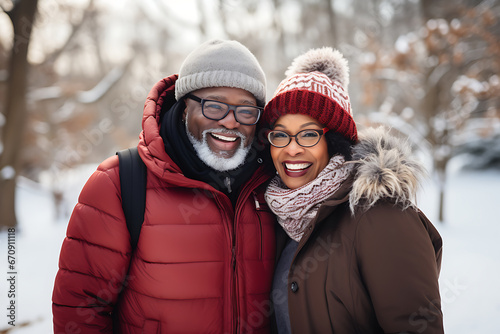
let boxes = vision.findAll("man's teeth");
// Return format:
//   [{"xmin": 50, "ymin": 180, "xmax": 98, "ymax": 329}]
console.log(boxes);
[
  {"xmin": 212, "ymin": 133, "xmax": 238, "ymax": 142},
  {"xmin": 285, "ymin": 163, "xmax": 312, "ymax": 170}
]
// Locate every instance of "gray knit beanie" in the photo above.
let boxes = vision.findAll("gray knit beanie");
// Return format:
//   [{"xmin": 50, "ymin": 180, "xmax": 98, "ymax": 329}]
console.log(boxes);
[{"xmin": 175, "ymin": 39, "xmax": 266, "ymax": 107}]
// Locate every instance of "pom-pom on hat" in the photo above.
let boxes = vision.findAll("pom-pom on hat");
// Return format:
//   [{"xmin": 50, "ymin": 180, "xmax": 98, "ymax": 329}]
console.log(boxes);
[
  {"xmin": 263, "ymin": 47, "xmax": 357, "ymax": 142},
  {"xmin": 175, "ymin": 39, "xmax": 266, "ymax": 107}
]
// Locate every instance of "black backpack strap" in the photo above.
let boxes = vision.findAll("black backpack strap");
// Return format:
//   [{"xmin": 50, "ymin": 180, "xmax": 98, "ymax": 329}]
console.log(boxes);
[{"xmin": 117, "ymin": 147, "xmax": 147, "ymax": 249}]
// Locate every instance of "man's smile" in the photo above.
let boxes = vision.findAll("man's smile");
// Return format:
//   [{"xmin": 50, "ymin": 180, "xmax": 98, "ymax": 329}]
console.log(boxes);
[{"xmin": 207, "ymin": 131, "xmax": 242, "ymax": 155}]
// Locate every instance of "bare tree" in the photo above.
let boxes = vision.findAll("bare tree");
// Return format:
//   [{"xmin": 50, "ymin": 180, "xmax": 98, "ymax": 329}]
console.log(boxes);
[
  {"xmin": 358, "ymin": 1, "xmax": 500, "ymax": 222},
  {"xmin": 0, "ymin": 0, "xmax": 39, "ymax": 228},
  {"xmin": 0, "ymin": 0, "xmax": 135, "ymax": 226}
]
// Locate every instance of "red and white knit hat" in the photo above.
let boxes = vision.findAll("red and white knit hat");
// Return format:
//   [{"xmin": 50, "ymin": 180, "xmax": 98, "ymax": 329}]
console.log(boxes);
[{"xmin": 263, "ymin": 47, "xmax": 357, "ymax": 142}]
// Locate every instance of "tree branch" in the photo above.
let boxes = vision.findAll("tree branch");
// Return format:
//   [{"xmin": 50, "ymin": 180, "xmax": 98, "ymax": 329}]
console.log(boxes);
[
  {"xmin": 28, "ymin": 58, "xmax": 133, "ymax": 103},
  {"xmin": 427, "ymin": 62, "xmax": 452, "ymax": 89},
  {"xmin": 75, "ymin": 59, "xmax": 132, "ymax": 104},
  {"xmin": 0, "ymin": 70, "xmax": 8, "ymax": 82},
  {"xmin": 0, "ymin": 1, "xmax": 14, "ymax": 22},
  {"xmin": 41, "ymin": 0, "xmax": 95, "ymax": 65}
]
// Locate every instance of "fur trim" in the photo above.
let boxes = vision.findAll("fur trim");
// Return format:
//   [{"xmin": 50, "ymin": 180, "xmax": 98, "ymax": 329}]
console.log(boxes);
[
  {"xmin": 285, "ymin": 47, "xmax": 349, "ymax": 88},
  {"xmin": 349, "ymin": 127, "xmax": 427, "ymax": 213}
]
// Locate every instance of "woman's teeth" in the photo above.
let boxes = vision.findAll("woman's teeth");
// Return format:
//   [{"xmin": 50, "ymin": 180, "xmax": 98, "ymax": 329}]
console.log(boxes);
[{"xmin": 285, "ymin": 162, "xmax": 312, "ymax": 171}]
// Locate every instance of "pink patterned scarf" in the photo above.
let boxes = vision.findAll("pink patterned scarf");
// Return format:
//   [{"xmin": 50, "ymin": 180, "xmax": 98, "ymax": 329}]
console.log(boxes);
[{"xmin": 265, "ymin": 155, "xmax": 353, "ymax": 242}]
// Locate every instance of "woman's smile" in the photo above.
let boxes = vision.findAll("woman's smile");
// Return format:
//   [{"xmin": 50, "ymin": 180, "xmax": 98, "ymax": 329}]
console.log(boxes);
[{"xmin": 282, "ymin": 160, "xmax": 313, "ymax": 177}]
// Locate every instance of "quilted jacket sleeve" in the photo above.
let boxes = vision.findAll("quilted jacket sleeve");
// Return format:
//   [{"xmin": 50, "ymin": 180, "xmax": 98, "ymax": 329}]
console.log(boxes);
[
  {"xmin": 52, "ymin": 156, "xmax": 132, "ymax": 333},
  {"xmin": 355, "ymin": 202, "xmax": 444, "ymax": 334}
]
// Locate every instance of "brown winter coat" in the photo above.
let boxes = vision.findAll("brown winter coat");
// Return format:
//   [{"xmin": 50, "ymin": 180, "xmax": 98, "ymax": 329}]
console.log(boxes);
[{"xmin": 275, "ymin": 128, "xmax": 444, "ymax": 333}]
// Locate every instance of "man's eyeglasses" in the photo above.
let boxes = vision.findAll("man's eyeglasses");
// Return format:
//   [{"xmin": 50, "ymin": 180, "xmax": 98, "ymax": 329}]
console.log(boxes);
[
  {"xmin": 186, "ymin": 94, "xmax": 263, "ymax": 126},
  {"xmin": 267, "ymin": 128, "xmax": 329, "ymax": 148}
]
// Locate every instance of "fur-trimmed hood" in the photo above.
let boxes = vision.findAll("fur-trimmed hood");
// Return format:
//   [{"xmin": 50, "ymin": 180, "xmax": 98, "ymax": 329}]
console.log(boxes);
[{"xmin": 348, "ymin": 127, "xmax": 426, "ymax": 213}]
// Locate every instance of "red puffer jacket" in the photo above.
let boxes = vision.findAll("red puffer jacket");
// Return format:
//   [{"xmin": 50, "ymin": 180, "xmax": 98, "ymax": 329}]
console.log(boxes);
[{"xmin": 52, "ymin": 75, "xmax": 276, "ymax": 333}]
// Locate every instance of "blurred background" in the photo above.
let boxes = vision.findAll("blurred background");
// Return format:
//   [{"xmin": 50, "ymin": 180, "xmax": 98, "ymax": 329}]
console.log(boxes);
[{"xmin": 0, "ymin": 0, "xmax": 499, "ymax": 333}]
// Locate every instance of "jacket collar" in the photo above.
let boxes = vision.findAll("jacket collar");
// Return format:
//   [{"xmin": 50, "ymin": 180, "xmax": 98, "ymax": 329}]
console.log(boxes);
[
  {"xmin": 306, "ymin": 126, "xmax": 426, "ymax": 232},
  {"xmin": 348, "ymin": 126, "xmax": 426, "ymax": 213},
  {"xmin": 138, "ymin": 74, "xmax": 181, "ymax": 182}
]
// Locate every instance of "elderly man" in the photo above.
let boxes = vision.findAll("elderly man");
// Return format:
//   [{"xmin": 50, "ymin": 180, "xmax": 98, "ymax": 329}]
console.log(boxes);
[{"xmin": 52, "ymin": 40, "xmax": 276, "ymax": 333}]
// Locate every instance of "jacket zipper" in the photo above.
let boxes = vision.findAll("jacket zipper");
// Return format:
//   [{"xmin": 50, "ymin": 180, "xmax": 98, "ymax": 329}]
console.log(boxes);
[
  {"xmin": 232, "ymin": 170, "xmax": 269, "ymax": 333},
  {"xmin": 232, "ymin": 245, "xmax": 238, "ymax": 333},
  {"xmin": 252, "ymin": 191, "xmax": 263, "ymax": 260},
  {"xmin": 231, "ymin": 198, "xmax": 239, "ymax": 334},
  {"xmin": 213, "ymin": 192, "xmax": 237, "ymax": 334},
  {"xmin": 213, "ymin": 167, "xmax": 270, "ymax": 334}
]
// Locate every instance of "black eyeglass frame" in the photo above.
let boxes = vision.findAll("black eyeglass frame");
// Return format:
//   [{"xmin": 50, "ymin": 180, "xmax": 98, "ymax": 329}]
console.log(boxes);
[
  {"xmin": 267, "ymin": 128, "xmax": 329, "ymax": 148},
  {"xmin": 186, "ymin": 94, "xmax": 263, "ymax": 126}
]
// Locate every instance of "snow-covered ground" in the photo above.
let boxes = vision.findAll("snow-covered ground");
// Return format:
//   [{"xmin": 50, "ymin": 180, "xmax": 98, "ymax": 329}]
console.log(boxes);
[{"xmin": 1, "ymin": 161, "xmax": 499, "ymax": 333}]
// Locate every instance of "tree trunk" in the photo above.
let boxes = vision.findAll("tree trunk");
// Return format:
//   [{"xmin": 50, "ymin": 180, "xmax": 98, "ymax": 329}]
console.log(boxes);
[
  {"xmin": 0, "ymin": 0, "xmax": 39, "ymax": 229},
  {"xmin": 438, "ymin": 189, "xmax": 445, "ymax": 222},
  {"xmin": 326, "ymin": 0, "xmax": 338, "ymax": 45},
  {"xmin": 436, "ymin": 166, "xmax": 446, "ymax": 223}
]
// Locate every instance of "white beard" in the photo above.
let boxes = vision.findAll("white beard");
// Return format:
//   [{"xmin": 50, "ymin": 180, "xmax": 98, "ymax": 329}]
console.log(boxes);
[{"xmin": 185, "ymin": 119, "xmax": 251, "ymax": 172}]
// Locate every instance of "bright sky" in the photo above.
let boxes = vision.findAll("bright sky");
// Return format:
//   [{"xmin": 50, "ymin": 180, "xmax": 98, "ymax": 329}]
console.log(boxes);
[
  {"xmin": 0, "ymin": 0, "xmax": 205, "ymax": 64},
  {"xmin": 0, "ymin": 0, "xmax": 358, "ymax": 75}
]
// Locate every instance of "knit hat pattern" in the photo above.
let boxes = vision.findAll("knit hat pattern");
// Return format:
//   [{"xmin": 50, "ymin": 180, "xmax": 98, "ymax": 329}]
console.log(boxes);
[
  {"xmin": 175, "ymin": 39, "xmax": 267, "ymax": 107},
  {"xmin": 263, "ymin": 47, "xmax": 357, "ymax": 142}
]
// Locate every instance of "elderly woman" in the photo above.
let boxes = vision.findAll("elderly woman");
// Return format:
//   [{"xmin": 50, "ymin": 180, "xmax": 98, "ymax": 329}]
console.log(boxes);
[{"xmin": 262, "ymin": 48, "xmax": 444, "ymax": 334}]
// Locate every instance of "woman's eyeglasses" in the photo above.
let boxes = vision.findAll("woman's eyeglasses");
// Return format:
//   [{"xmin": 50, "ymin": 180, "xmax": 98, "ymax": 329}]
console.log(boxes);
[
  {"xmin": 186, "ymin": 94, "xmax": 263, "ymax": 126},
  {"xmin": 267, "ymin": 128, "xmax": 329, "ymax": 148}
]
